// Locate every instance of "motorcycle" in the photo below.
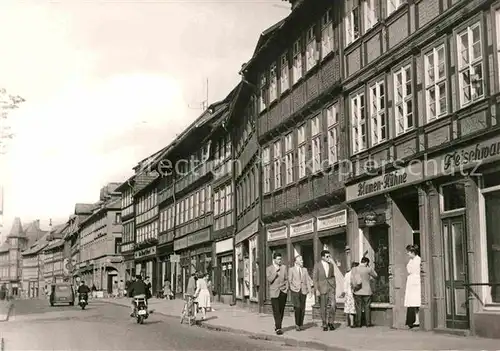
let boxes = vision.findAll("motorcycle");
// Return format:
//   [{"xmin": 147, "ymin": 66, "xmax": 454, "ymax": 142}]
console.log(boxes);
[
  {"xmin": 79, "ymin": 293, "xmax": 88, "ymax": 310},
  {"xmin": 133, "ymin": 295, "xmax": 149, "ymax": 324}
]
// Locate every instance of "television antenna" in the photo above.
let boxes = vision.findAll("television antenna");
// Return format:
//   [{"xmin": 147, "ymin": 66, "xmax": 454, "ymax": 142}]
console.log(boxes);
[{"xmin": 187, "ymin": 78, "xmax": 209, "ymax": 111}]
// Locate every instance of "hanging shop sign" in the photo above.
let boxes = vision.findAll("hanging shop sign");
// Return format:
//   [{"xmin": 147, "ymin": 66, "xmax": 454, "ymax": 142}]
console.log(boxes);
[
  {"xmin": 289, "ymin": 219, "xmax": 314, "ymax": 237},
  {"xmin": 267, "ymin": 226, "xmax": 288, "ymax": 242},
  {"xmin": 317, "ymin": 209, "xmax": 347, "ymax": 231},
  {"xmin": 134, "ymin": 246, "xmax": 157, "ymax": 259}
]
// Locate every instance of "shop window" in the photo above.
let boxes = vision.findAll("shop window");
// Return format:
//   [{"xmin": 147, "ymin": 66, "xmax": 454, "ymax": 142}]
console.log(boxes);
[
  {"xmin": 321, "ymin": 234, "xmax": 347, "ymax": 300},
  {"xmin": 441, "ymin": 182, "xmax": 466, "ymax": 212},
  {"xmin": 220, "ymin": 255, "xmax": 233, "ymax": 295},
  {"xmin": 362, "ymin": 226, "xmax": 390, "ymax": 303},
  {"xmin": 484, "ymin": 191, "xmax": 500, "ymax": 303},
  {"xmin": 249, "ymin": 236, "xmax": 259, "ymax": 300}
]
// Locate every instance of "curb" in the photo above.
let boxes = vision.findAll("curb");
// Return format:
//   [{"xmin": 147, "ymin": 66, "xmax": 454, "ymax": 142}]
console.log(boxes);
[
  {"xmin": 101, "ymin": 299, "xmax": 350, "ymax": 351},
  {"xmin": 0, "ymin": 302, "xmax": 13, "ymax": 322}
]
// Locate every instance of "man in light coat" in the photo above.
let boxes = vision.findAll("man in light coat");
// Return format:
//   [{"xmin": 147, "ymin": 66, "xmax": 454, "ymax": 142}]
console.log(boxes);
[
  {"xmin": 266, "ymin": 252, "xmax": 288, "ymax": 335},
  {"xmin": 352, "ymin": 256, "xmax": 378, "ymax": 327},
  {"xmin": 288, "ymin": 255, "xmax": 312, "ymax": 331},
  {"xmin": 313, "ymin": 250, "xmax": 336, "ymax": 331}
]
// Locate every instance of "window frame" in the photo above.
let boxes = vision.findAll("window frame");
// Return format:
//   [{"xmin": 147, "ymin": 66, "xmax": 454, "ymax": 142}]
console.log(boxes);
[
  {"xmin": 280, "ymin": 54, "xmax": 289, "ymax": 94},
  {"xmin": 292, "ymin": 38, "xmax": 303, "ymax": 85},
  {"xmin": 273, "ymin": 139, "xmax": 282, "ymax": 189},
  {"xmin": 269, "ymin": 62, "xmax": 278, "ymax": 103},
  {"xmin": 394, "ymin": 64, "xmax": 414, "ymax": 135},
  {"xmin": 369, "ymin": 80, "xmax": 387, "ymax": 146},
  {"xmin": 345, "ymin": 0, "xmax": 360, "ymax": 46},
  {"xmin": 424, "ymin": 44, "xmax": 448, "ymax": 122},
  {"xmin": 262, "ymin": 147, "xmax": 271, "ymax": 193},
  {"xmin": 351, "ymin": 92, "xmax": 367, "ymax": 154},
  {"xmin": 306, "ymin": 26, "xmax": 317, "ymax": 72},
  {"xmin": 321, "ymin": 9, "xmax": 334, "ymax": 59},
  {"xmin": 326, "ymin": 103, "xmax": 339, "ymax": 165},
  {"xmin": 364, "ymin": 0, "xmax": 378, "ymax": 33}
]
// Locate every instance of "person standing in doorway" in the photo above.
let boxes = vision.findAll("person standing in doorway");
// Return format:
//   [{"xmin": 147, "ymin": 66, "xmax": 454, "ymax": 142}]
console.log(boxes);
[
  {"xmin": 404, "ymin": 244, "xmax": 421, "ymax": 328},
  {"xmin": 353, "ymin": 257, "xmax": 378, "ymax": 328},
  {"xmin": 266, "ymin": 252, "xmax": 288, "ymax": 335},
  {"xmin": 313, "ymin": 250, "xmax": 337, "ymax": 331},
  {"xmin": 288, "ymin": 255, "xmax": 312, "ymax": 331}
]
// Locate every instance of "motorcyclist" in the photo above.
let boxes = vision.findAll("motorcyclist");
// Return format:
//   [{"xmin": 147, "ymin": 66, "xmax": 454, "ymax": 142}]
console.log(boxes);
[
  {"xmin": 128, "ymin": 275, "xmax": 148, "ymax": 317},
  {"xmin": 77, "ymin": 281, "xmax": 91, "ymax": 303}
]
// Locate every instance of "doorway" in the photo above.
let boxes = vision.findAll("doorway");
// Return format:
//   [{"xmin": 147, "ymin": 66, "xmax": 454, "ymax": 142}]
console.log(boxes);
[{"xmin": 442, "ymin": 215, "xmax": 469, "ymax": 330}]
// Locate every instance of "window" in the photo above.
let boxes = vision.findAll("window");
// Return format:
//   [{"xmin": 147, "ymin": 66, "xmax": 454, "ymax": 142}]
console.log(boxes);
[
  {"xmin": 189, "ymin": 195, "xmax": 194, "ymax": 221},
  {"xmin": 199, "ymin": 189, "xmax": 205, "ymax": 216},
  {"xmin": 273, "ymin": 140, "xmax": 282, "ymax": 189},
  {"xmin": 220, "ymin": 255, "xmax": 233, "ymax": 295},
  {"xmin": 326, "ymin": 103, "xmax": 339, "ymax": 164},
  {"xmin": 345, "ymin": 0, "xmax": 360, "ymax": 46},
  {"xmin": 306, "ymin": 26, "xmax": 317, "ymax": 71},
  {"xmin": 269, "ymin": 63, "xmax": 277, "ymax": 103},
  {"xmin": 298, "ymin": 125, "xmax": 307, "ymax": 178},
  {"xmin": 263, "ymin": 147, "xmax": 271, "ymax": 193},
  {"xmin": 321, "ymin": 10, "xmax": 334, "ymax": 59},
  {"xmin": 284, "ymin": 133, "xmax": 294, "ymax": 184},
  {"xmin": 194, "ymin": 192, "xmax": 199, "ymax": 218},
  {"xmin": 311, "ymin": 116, "xmax": 321, "ymax": 173},
  {"xmin": 220, "ymin": 187, "xmax": 226, "ymax": 214},
  {"xmin": 292, "ymin": 39, "xmax": 302, "ymax": 85},
  {"xmin": 457, "ymin": 23, "xmax": 483, "ymax": 107},
  {"xmin": 364, "ymin": 0, "xmax": 378, "ymax": 32},
  {"xmin": 387, "ymin": 0, "xmax": 403, "ymax": 17},
  {"xmin": 206, "ymin": 186, "xmax": 212, "ymax": 212},
  {"xmin": 280, "ymin": 54, "xmax": 289, "ymax": 93},
  {"xmin": 441, "ymin": 182, "xmax": 466, "ymax": 212},
  {"xmin": 214, "ymin": 191, "xmax": 220, "ymax": 216},
  {"xmin": 424, "ymin": 45, "xmax": 447, "ymax": 121},
  {"xmin": 226, "ymin": 184, "xmax": 232, "ymax": 211},
  {"xmin": 259, "ymin": 74, "xmax": 266, "ymax": 112},
  {"xmin": 351, "ymin": 93, "xmax": 366, "ymax": 154},
  {"xmin": 484, "ymin": 191, "xmax": 500, "ymax": 303},
  {"xmin": 369, "ymin": 81, "xmax": 386, "ymax": 145},
  {"xmin": 394, "ymin": 65, "xmax": 413, "ymax": 135}
]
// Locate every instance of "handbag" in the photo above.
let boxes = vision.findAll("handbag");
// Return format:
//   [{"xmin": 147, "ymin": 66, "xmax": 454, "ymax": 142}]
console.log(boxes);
[{"xmin": 351, "ymin": 268, "xmax": 362, "ymax": 292}]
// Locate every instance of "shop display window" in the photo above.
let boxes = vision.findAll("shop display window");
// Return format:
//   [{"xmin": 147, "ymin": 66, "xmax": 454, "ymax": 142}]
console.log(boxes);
[
  {"xmin": 220, "ymin": 255, "xmax": 233, "ymax": 295},
  {"xmin": 321, "ymin": 234, "xmax": 347, "ymax": 301},
  {"xmin": 484, "ymin": 190, "xmax": 500, "ymax": 304},
  {"xmin": 362, "ymin": 226, "xmax": 390, "ymax": 303},
  {"xmin": 236, "ymin": 235, "xmax": 259, "ymax": 300}
]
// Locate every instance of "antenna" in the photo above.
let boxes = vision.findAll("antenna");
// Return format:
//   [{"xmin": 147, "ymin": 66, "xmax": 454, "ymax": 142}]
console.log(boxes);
[{"xmin": 188, "ymin": 78, "xmax": 209, "ymax": 111}]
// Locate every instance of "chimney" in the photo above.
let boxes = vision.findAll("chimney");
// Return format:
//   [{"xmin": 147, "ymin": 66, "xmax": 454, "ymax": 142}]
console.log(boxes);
[{"xmin": 34, "ymin": 219, "xmax": 40, "ymax": 229}]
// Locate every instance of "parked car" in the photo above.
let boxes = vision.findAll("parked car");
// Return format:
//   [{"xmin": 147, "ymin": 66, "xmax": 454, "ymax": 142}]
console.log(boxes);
[{"xmin": 50, "ymin": 283, "xmax": 75, "ymax": 307}]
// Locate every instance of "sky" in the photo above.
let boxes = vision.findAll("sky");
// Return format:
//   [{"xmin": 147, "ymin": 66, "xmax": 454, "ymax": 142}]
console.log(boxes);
[{"xmin": 0, "ymin": 0, "xmax": 289, "ymax": 238}]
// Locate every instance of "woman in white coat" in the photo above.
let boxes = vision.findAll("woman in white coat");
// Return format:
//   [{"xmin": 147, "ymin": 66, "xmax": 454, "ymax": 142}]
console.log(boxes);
[{"xmin": 404, "ymin": 244, "xmax": 421, "ymax": 328}]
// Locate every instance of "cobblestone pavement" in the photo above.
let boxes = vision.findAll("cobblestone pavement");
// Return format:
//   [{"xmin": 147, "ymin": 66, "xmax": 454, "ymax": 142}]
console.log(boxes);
[{"xmin": 0, "ymin": 299, "xmax": 305, "ymax": 351}]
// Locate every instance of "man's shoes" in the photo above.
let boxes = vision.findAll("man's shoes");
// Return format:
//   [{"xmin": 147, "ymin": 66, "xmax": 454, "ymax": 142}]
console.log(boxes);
[
  {"xmin": 129, "ymin": 313, "xmax": 134, "ymax": 317},
  {"xmin": 328, "ymin": 323, "xmax": 335, "ymax": 330},
  {"xmin": 276, "ymin": 329, "xmax": 283, "ymax": 335},
  {"xmin": 295, "ymin": 325, "xmax": 301, "ymax": 331},
  {"xmin": 322, "ymin": 326, "xmax": 328, "ymax": 331}
]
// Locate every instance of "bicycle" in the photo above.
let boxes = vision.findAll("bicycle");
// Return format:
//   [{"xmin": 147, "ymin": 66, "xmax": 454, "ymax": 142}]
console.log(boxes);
[{"xmin": 180, "ymin": 294, "xmax": 196, "ymax": 325}]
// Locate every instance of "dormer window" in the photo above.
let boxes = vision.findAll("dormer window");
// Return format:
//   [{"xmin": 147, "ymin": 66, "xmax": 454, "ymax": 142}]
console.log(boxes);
[
  {"xmin": 280, "ymin": 54, "xmax": 289, "ymax": 93},
  {"xmin": 306, "ymin": 26, "xmax": 317, "ymax": 71},
  {"xmin": 292, "ymin": 39, "xmax": 302, "ymax": 85},
  {"xmin": 259, "ymin": 74, "xmax": 267, "ymax": 112},
  {"xmin": 269, "ymin": 63, "xmax": 278, "ymax": 103}
]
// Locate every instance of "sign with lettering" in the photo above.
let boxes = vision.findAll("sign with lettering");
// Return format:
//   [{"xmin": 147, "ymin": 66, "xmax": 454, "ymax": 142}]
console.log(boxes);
[
  {"xmin": 317, "ymin": 210, "xmax": 347, "ymax": 231},
  {"xmin": 169, "ymin": 254, "xmax": 180, "ymax": 263},
  {"xmin": 134, "ymin": 246, "xmax": 157, "ymax": 259},
  {"xmin": 346, "ymin": 162, "xmax": 423, "ymax": 202},
  {"xmin": 187, "ymin": 228, "xmax": 210, "ymax": 247},
  {"xmin": 267, "ymin": 226, "xmax": 288, "ymax": 242},
  {"xmin": 235, "ymin": 219, "xmax": 259, "ymax": 244},
  {"xmin": 289, "ymin": 219, "xmax": 314, "ymax": 237},
  {"xmin": 215, "ymin": 238, "xmax": 233, "ymax": 254},
  {"xmin": 427, "ymin": 134, "xmax": 500, "ymax": 179},
  {"xmin": 173, "ymin": 236, "xmax": 188, "ymax": 251}
]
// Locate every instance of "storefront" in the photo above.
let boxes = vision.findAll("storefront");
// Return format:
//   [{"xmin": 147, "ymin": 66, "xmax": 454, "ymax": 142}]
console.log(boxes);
[
  {"xmin": 134, "ymin": 246, "xmax": 157, "ymax": 294},
  {"xmin": 173, "ymin": 227, "xmax": 212, "ymax": 296},
  {"xmin": 234, "ymin": 219, "xmax": 260, "ymax": 311},
  {"xmin": 123, "ymin": 253, "xmax": 135, "ymax": 281},
  {"xmin": 157, "ymin": 241, "xmax": 174, "ymax": 294},
  {"xmin": 214, "ymin": 237, "xmax": 233, "ymax": 304},
  {"xmin": 345, "ymin": 131, "xmax": 500, "ymax": 336}
]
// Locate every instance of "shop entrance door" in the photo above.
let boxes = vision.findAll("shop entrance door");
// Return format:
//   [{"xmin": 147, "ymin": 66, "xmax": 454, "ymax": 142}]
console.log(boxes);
[{"xmin": 442, "ymin": 215, "xmax": 470, "ymax": 330}]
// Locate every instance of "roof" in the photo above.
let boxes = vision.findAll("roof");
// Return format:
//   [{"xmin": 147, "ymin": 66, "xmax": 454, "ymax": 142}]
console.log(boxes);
[
  {"xmin": 24, "ymin": 220, "xmax": 46, "ymax": 248},
  {"xmin": 44, "ymin": 238, "xmax": 64, "ymax": 251},
  {"xmin": 75, "ymin": 203, "xmax": 94, "ymax": 215},
  {"xmin": 7, "ymin": 217, "xmax": 26, "ymax": 239},
  {"xmin": 0, "ymin": 241, "xmax": 11, "ymax": 253},
  {"xmin": 79, "ymin": 196, "xmax": 121, "ymax": 228},
  {"xmin": 22, "ymin": 232, "xmax": 50, "ymax": 256},
  {"xmin": 115, "ymin": 175, "xmax": 135, "ymax": 192}
]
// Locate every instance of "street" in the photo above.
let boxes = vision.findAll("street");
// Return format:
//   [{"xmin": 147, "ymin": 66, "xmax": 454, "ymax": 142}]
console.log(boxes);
[{"xmin": 0, "ymin": 299, "xmax": 304, "ymax": 351}]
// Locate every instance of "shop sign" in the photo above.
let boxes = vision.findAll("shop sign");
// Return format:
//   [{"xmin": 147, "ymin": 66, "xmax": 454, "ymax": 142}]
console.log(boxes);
[
  {"xmin": 346, "ymin": 162, "xmax": 423, "ymax": 202},
  {"xmin": 187, "ymin": 228, "xmax": 210, "ymax": 247},
  {"xmin": 427, "ymin": 134, "xmax": 500, "ymax": 179},
  {"xmin": 215, "ymin": 238, "xmax": 233, "ymax": 254},
  {"xmin": 317, "ymin": 209, "xmax": 347, "ymax": 231},
  {"xmin": 235, "ymin": 218, "xmax": 259, "ymax": 244},
  {"xmin": 173, "ymin": 236, "xmax": 188, "ymax": 251},
  {"xmin": 134, "ymin": 246, "xmax": 157, "ymax": 259},
  {"xmin": 267, "ymin": 226, "xmax": 288, "ymax": 242},
  {"xmin": 169, "ymin": 254, "xmax": 180, "ymax": 263},
  {"xmin": 289, "ymin": 219, "xmax": 314, "ymax": 237}
]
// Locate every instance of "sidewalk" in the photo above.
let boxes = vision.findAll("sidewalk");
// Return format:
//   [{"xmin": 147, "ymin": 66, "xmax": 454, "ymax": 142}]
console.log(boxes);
[
  {"xmin": 0, "ymin": 300, "xmax": 13, "ymax": 322},
  {"xmin": 101, "ymin": 297, "xmax": 500, "ymax": 350}
]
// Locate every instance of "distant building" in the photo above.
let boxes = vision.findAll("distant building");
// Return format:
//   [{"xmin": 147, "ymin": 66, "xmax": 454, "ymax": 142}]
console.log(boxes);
[
  {"xmin": 22, "ymin": 231, "xmax": 50, "ymax": 298},
  {"xmin": 0, "ymin": 218, "xmax": 45, "ymax": 297},
  {"xmin": 42, "ymin": 224, "xmax": 69, "ymax": 285}
]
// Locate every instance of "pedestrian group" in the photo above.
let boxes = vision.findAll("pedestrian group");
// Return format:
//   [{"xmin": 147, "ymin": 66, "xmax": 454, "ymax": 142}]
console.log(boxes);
[{"xmin": 266, "ymin": 244, "xmax": 421, "ymax": 334}]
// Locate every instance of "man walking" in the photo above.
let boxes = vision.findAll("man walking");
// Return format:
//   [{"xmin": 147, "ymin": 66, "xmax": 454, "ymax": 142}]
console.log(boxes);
[
  {"xmin": 353, "ymin": 257, "xmax": 378, "ymax": 327},
  {"xmin": 266, "ymin": 252, "xmax": 288, "ymax": 335},
  {"xmin": 313, "ymin": 250, "xmax": 337, "ymax": 331},
  {"xmin": 288, "ymin": 255, "xmax": 312, "ymax": 331}
]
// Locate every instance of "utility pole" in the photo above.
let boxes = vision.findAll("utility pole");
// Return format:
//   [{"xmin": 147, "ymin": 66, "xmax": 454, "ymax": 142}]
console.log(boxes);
[{"xmin": 0, "ymin": 89, "xmax": 25, "ymax": 242}]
